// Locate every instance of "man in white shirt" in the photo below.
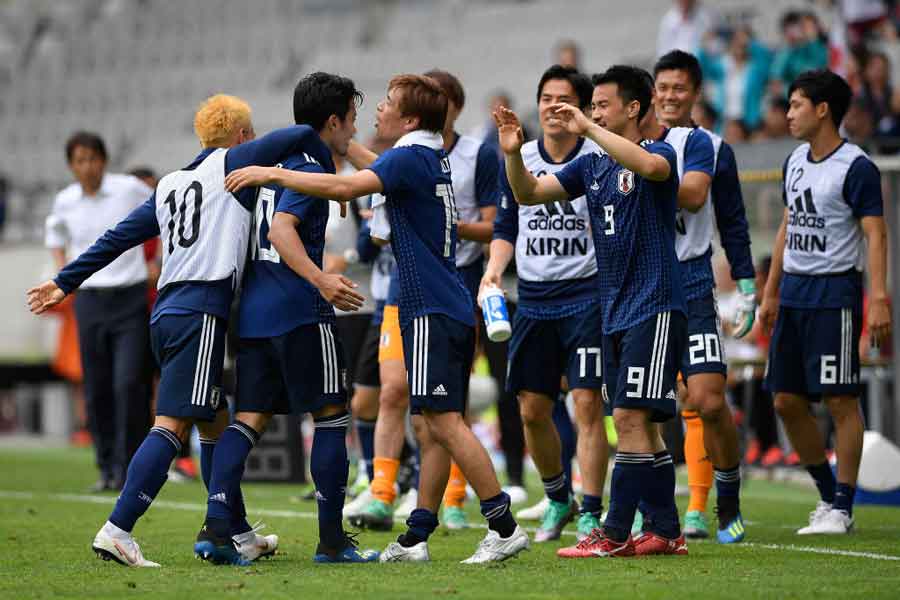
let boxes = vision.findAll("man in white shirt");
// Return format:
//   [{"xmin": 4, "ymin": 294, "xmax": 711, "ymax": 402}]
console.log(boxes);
[
  {"xmin": 656, "ymin": 0, "xmax": 718, "ymax": 58},
  {"xmin": 45, "ymin": 131, "xmax": 154, "ymax": 492}
]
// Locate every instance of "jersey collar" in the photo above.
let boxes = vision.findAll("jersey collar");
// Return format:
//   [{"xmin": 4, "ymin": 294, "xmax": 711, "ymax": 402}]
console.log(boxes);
[
  {"xmin": 394, "ymin": 130, "xmax": 444, "ymax": 150},
  {"xmin": 537, "ymin": 136, "xmax": 585, "ymax": 164}
]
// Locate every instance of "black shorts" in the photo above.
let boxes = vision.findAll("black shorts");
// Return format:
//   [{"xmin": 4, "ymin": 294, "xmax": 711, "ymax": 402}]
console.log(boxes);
[
  {"xmin": 767, "ymin": 304, "xmax": 862, "ymax": 397},
  {"xmin": 603, "ymin": 310, "xmax": 687, "ymax": 423},
  {"xmin": 236, "ymin": 322, "xmax": 347, "ymax": 416},
  {"xmin": 681, "ymin": 293, "xmax": 727, "ymax": 378},
  {"xmin": 401, "ymin": 313, "xmax": 475, "ymax": 415},
  {"xmin": 151, "ymin": 313, "xmax": 228, "ymax": 422},
  {"xmin": 507, "ymin": 303, "xmax": 604, "ymax": 399},
  {"xmin": 354, "ymin": 322, "xmax": 381, "ymax": 388}
]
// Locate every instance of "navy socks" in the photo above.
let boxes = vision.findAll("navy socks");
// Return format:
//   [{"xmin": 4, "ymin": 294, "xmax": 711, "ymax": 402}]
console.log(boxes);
[
  {"xmin": 312, "ymin": 411, "xmax": 352, "ymax": 548},
  {"xmin": 356, "ymin": 418, "xmax": 376, "ymax": 482}
]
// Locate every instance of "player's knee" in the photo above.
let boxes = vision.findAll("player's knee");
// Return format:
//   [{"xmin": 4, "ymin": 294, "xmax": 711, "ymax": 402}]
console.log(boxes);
[
  {"xmin": 773, "ymin": 394, "xmax": 806, "ymax": 420},
  {"xmin": 422, "ymin": 411, "xmax": 465, "ymax": 445},
  {"xmin": 379, "ymin": 380, "xmax": 409, "ymax": 413},
  {"xmin": 571, "ymin": 390, "xmax": 602, "ymax": 426},
  {"xmin": 233, "ymin": 411, "xmax": 269, "ymax": 435},
  {"xmin": 694, "ymin": 391, "xmax": 728, "ymax": 422},
  {"xmin": 518, "ymin": 392, "xmax": 553, "ymax": 426},
  {"xmin": 351, "ymin": 386, "xmax": 379, "ymax": 419},
  {"xmin": 153, "ymin": 415, "xmax": 191, "ymax": 442},
  {"xmin": 824, "ymin": 396, "xmax": 861, "ymax": 422}
]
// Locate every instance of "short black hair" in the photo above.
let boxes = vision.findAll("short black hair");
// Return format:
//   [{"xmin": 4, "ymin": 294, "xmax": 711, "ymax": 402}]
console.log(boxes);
[
  {"xmin": 591, "ymin": 65, "xmax": 654, "ymax": 121},
  {"xmin": 536, "ymin": 64, "xmax": 593, "ymax": 110},
  {"xmin": 65, "ymin": 131, "xmax": 107, "ymax": 163},
  {"xmin": 424, "ymin": 69, "xmax": 466, "ymax": 110},
  {"xmin": 654, "ymin": 49, "xmax": 703, "ymax": 89},
  {"xmin": 128, "ymin": 167, "xmax": 157, "ymax": 181},
  {"xmin": 293, "ymin": 72, "xmax": 363, "ymax": 131},
  {"xmin": 788, "ymin": 69, "xmax": 853, "ymax": 128}
]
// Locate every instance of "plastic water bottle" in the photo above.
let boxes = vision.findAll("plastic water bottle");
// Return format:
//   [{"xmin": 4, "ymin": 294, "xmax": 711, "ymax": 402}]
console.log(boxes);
[{"xmin": 479, "ymin": 285, "xmax": 511, "ymax": 342}]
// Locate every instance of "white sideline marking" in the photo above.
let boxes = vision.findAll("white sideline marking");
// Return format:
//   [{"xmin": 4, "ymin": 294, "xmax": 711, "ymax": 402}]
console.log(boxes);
[{"xmin": 2, "ymin": 490, "xmax": 900, "ymax": 561}]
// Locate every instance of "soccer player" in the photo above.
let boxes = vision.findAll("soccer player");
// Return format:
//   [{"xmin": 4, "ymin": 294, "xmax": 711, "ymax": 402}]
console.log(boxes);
[
  {"xmin": 26, "ymin": 94, "xmax": 326, "ymax": 567},
  {"xmin": 225, "ymin": 74, "xmax": 529, "ymax": 563},
  {"xmin": 350, "ymin": 69, "xmax": 501, "ymax": 532},
  {"xmin": 196, "ymin": 73, "xmax": 380, "ymax": 564},
  {"xmin": 481, "ymin": 64, "xmax": 609, "ymax": 542},
  {"xmin": 760, "ymin": 69, "xmax": 891, "ymax": 535},
  {"xmin": 648, "ymin": 50, "xmax": 756, "ymax": 542},
  {"xmin": 495, "ymin": 65, "xmax": 688, "ymax": 558}
]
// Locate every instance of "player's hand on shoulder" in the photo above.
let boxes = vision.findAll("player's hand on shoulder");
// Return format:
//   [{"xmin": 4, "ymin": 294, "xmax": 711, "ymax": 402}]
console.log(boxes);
[
  {"xmin": 493, "ymin": 107, "xmax": 524, "ymax": 155},
  {"xmin": 758, "ymin": 295, "xmax": 779, "ymax": 336},
  {"xmin": 549, "ymin": 103, "xmax": 590, "ymax": 136},
  {"xmin": 315, "ymin": 273, "xmax": 365, "ymax": 312},
  {"xmin": 224, "ymin": 166, "xmax": 276, "ymax": 193},
  {"xmin": 26, "ymin": 280, "xmax": 66, "ymax": 315},
  {"xmin": 867, "ymin": 296, "xmax": 892, "ymax": 348}
]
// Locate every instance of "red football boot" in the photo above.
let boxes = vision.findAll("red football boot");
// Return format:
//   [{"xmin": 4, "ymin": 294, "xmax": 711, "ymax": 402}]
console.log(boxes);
[
  {"xmin": 634, "ymin": 532, "xmax": 688, "ymax": 556},
  {"xmin": 557, "ymin": 529, "xmax": 635, "ymax": 558}
]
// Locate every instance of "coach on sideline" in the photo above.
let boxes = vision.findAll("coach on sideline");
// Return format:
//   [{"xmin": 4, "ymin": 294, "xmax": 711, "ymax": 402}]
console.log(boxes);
[{"xmin": 45, "ymin": 132, "xmax": 153, "ymax": 492}]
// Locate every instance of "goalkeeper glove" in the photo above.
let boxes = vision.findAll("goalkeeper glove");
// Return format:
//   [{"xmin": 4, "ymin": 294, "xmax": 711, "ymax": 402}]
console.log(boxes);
[{"xmin": 731, "ymin": 278, "xmax": 757, "ymax": 339}]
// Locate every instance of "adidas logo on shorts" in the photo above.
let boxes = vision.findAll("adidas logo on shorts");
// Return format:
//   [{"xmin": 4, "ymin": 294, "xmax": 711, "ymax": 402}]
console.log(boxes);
[
  {"xmin": 432, "ymin": 384, "xmax": 448, "ymax": 396},
  {"xmin": 209, "ymin": 492, "xmax": 227, "ymax": 504},
  {"xmin": 666, "ymin": 389, "xmax": 677, "ymax": 400}
]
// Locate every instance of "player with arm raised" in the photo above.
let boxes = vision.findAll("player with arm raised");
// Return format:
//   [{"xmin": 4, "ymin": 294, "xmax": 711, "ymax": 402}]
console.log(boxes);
[
  {"xmin": 27, "ymin": 95, "xmax": 331, "ymax": 567},
  {"xmin": 225, "ymin": 74, "xmax": 529, "ymax": 564},
  {"xmin": 644, "ymin": 50, "xmax": 754, "ymax": 543},
  {"xmin": 194, "ymin": 73, "xmax": 380, "ymax": 566},
  {"xmin": 760, "ymin": 69, "xmax": 891, "ymax": 535},
  {"xmin": 495, "ymin": 65, "xmax": 689, "ymax": 559},
  {"xmin": 480, "ymin": 64, "xmax": 609, "ymax": 542}
]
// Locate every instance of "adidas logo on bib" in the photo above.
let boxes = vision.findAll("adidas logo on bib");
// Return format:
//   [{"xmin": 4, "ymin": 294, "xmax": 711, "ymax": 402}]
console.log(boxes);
[{"xmin": 432, "ymin": 384, "xmax": 448, "ymax": 396}]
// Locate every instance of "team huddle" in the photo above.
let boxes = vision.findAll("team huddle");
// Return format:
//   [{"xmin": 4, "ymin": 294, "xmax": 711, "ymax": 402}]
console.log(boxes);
[{"xmin": 26, "ymin": 48, "xmax": 891, "ymax": 566}]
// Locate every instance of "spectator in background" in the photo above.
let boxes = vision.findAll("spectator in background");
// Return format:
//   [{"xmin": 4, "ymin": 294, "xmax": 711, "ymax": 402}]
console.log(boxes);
[
  {"xmin": 751, "ymin": 98, "xmax": 791, "ymax": 140},
  {"xmin": 691, "ymin": 99, "xmax": 719, "ymax": 131},
  {"xmin": 46, "ymin": 132, "xmax": 153, "ymax": 492},
  {"xmin": 698, "ymin": 26, "xmax": 773, "ymax": 131},
  {"xmin": 843, "ymin": 97, "xmax": 877, "ymax": 148},
  {"xmin": 858, "ymin": 50, "xmax": 900, "ymax": 146},
  {"xmin": 723, "ymin": 118, "xmax": 751, "ymax": 145},
  {"xmin": 555, "ymin": 39, "xmax": 581, "ymax": 70},
  {"xmin": 657, "ymin": 0, "xmax": 718, "ymax": 57},
  {"xmin": 478, "ymin": 91, "xmax": 531, "ymax": 155},
  {"xmin": 770, "ymin": 11, "xmax": 829, "ymax": 98},
  {"xmin": 842, "ymin": 0, "xmax": 888, "ymax": 46}
]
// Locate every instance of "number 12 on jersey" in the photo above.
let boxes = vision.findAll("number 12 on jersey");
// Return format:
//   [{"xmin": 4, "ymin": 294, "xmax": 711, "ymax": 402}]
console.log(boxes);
[{"xmin": 436, "ymin": 183, "xmax": 457, "ymax": 257}]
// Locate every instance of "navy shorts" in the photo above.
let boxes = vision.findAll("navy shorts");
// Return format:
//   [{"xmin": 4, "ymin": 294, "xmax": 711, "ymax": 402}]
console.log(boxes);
[
  {"xmin": 507, "ymin": 303, "xmax": 604, "ymax": 399},
  {"xmin": 353, "ymin": 322, "xmax": 381, "ymax": 388},
  {"xmin": 151, "ymin": 313, "xmax": 227, "ymax": 422},
  {"xmin": 681, "ymin": 293, "xmax": 727, "ymax": 378},
  {"xmin": 401, "ymin": 314, "xmax": 475, "ymax": 415},
  {"xmin": 767, "ymin": 304, "xmax": 862, "ymax": 397},
  {"xmin": 236, "ymin": 322, "xmax": 348, "ymax": 416},
  {"xmin": 602, "ymin": 311, "xmax": 687, "ymax": 422}
]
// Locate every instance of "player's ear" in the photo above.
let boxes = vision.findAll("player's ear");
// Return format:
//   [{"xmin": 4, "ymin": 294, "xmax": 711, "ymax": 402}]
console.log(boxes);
[{"xmin": 815, "ymin": 101, "xmax": 830, "ymax": 122}]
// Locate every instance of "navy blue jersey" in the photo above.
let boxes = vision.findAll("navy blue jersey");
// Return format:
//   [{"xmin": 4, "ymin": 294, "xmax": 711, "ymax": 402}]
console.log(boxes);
[
  {"xmin": 555, "ymin": 140, "xmax": 685, "ymax": 333},
  {"xmin": 54, "ymin": 125, "xmax": 323, "ymax": 322},
  {"xmin": 367, "ymin": 131, "xmax": 474, "ymax": 330},
  {"xmin": 239, "ymin": 142, "xmax": 337, "ymax": 338}
]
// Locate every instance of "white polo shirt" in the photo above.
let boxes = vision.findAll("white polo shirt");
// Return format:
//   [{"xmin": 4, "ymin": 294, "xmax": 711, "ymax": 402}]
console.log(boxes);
[{"xmin": 45, "ymin": 173, "xmax": 152, "ymax": 289}]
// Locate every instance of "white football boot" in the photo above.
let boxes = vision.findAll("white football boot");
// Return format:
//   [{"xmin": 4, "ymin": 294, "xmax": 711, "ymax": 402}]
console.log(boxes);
[
  {"xmin": 394, "ymin": 489, "xmax": 419, "ymax": 521},
  {"xmin": 515, "ymin": 496, "xmax": 548, "ymax": 521},
  {"xmin": 796, "ymin": 501, "xmax": 835, "ymax": 535},
  {"xmin": 502, "ymin": 485, "xmax": 529, "ymax": 506},
  {"xmin": 343, "ymin": 488, "xmax": 373, "ymax": 519},
  {"xmin": 798, "ymin": 507, "xmax": 853, "ymax": 535},
  {"xmin": 233, "ymin": 522, "xmax": 279, "ymax": 561},
  {"xmin": 92, "ymin": 522, "xmax": 160, "ymax": 567},
  {"xmin": 461, "ymin": 526, "xmax": 530, "ymax": 564},
  {"xmin": 379, "ymin": 540, "xmax": 430, "ymax": 562}
]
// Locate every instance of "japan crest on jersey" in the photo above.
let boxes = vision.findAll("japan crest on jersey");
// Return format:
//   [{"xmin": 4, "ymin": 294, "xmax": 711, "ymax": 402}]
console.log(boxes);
[{"xmin": 617, "ymin": 169, "xmax": 634, "ymax": 195}]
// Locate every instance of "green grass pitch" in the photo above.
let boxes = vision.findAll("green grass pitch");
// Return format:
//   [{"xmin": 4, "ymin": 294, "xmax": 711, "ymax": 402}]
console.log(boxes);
[{"xmin": 1, "ymin": 447, "xmax": 899, "ymax": 599}]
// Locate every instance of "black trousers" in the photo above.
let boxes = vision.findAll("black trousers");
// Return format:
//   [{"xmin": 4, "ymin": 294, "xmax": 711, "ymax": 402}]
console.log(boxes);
[{"xmin": 74, "ymin": 283, "xmax": 152, "ymax": 483}]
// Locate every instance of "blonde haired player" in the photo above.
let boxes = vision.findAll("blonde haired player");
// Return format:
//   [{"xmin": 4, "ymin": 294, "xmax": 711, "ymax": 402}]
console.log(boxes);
[{"xmin": 28, "ymin": 94, "xmax": 326, "ymax": 567}]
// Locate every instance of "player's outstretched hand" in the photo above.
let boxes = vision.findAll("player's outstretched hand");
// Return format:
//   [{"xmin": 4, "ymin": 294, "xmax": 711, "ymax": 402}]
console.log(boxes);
[
  {"xmin": 549, "ymin": 103, "xmax": 592, "ymax": 136},
  {"xmin": 26, "ymin": 280, "xmax": 66, "ymax": 315},
  {"xmin": 224, "ymin": 166, "xmax": 277, "ymax": 193},
  {"xmin": 316, "ymin": 273, "xmax": 365, "ymax": 312},
  {"xmin": 758, "ymin": 295, "xmax": 779, "ymax": 336},
  {"xmin": 867, "ymin": 296, "xmax": 892, "ymax": 349},
  {"xmin": 492, "ymin": 107, "xmax": 524, "ymax": 156}
]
